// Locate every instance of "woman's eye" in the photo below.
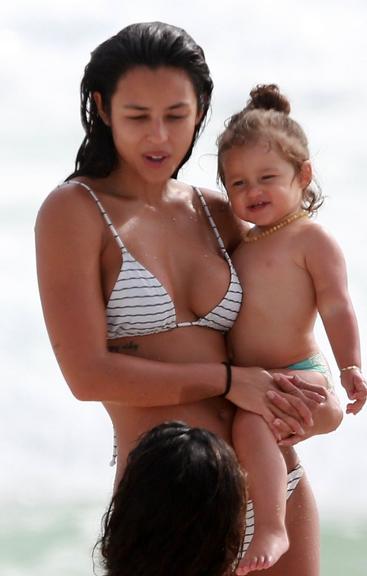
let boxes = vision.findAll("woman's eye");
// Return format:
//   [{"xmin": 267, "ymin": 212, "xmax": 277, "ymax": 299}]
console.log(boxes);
[
  {"xmin": 166, "ymin": 115, "xmax": 186, "ymax": 121},
  {"xmin": 126, "ymin": 115, "xmax": 186, "ymax": 121},
  {"xmin": 127, "ymin": 116, "xmax": 148, "ymax": 121}
]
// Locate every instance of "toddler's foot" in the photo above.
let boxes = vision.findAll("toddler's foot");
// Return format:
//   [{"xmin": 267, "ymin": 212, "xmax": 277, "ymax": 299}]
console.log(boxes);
[{"xmin": 236, "ymin": 526, "xmax": 289, "ymax": 575}]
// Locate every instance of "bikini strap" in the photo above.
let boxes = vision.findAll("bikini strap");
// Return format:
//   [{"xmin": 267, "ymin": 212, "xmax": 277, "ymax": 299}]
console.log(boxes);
[
  {"xmin": 68, "ymin": 180, "xmax": 125, "ymax": 251},
  {"xmin": 194, "ymin": 187, "xmax": 228, "ymax": 256}
]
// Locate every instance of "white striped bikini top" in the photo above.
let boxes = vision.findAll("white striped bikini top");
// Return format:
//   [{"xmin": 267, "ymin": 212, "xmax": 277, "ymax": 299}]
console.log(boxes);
[{"xmin": 70, "ymin": 181, "xmax": 243, "ymax": 339}]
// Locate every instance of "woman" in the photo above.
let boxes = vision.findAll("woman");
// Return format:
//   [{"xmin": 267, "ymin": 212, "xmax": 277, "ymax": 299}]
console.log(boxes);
[
  {"xmin": 98, "ymin": 421, "xmax": 246, "ymax": 576},
  {"xmin": 35, "ymin": 22, "xmax": 342, "ymax": 575}
]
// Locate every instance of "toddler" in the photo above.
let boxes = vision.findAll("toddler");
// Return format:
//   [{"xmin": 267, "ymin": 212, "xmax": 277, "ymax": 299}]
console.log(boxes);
[{"xmin": 217, "ymin": 84, "xmax": 367, "ymax": 574}]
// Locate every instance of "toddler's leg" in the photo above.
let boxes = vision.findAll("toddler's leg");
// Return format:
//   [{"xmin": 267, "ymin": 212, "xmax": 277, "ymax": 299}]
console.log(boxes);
[{"xmin": 233, "ymin": 410, "xmax": 289, "ymax": 575}]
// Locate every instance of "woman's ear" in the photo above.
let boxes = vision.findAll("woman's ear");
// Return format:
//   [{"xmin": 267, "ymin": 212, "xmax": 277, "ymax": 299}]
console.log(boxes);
[
  {"xmin": 195, "ymin": 106, "xmax": 204, "ymax": 126},
  {"xmin": 93, "ymin": 92, "xmax": 110, "ymax": 126},
  {"xmin": 299, "ymin": 161, "xmax": 312, "ymax": 189}
]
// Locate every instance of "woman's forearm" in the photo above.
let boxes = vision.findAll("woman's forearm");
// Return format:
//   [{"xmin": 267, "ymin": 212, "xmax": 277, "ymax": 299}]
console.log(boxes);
[
  {"xmin": 63, "ymin": 353, "xmax": 285, "ymax": 418},
  {"xmin": 63, "ymin": 352, "xmax": 227, "ymax": 406}
]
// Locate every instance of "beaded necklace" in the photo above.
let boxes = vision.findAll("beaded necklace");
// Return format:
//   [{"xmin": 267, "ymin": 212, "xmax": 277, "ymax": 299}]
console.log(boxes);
[{"xmin": 243, "ymin": 210, "xmax": 308, "ymax": 243}]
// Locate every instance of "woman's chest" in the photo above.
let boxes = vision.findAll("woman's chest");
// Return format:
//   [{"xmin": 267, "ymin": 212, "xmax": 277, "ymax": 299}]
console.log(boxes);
[{"xmin": 100, "ymin": 212, "xmax": 231, "ymax": 319}]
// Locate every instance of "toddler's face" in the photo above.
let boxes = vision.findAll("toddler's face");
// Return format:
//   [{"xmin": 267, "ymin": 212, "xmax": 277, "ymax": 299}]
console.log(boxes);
[{"xmin": 221, "ymin": 141, "xmax": 308, "ymax": 226}]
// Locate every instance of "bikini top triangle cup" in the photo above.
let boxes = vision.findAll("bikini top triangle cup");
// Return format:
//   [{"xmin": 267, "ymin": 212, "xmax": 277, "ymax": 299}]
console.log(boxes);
[{"xmin": 69, "ymin": 181, "xmax": 243, "ymax": 338}]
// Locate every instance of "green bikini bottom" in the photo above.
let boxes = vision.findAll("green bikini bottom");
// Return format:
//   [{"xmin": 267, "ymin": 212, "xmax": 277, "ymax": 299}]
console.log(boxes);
[{"xmin": 285, "ymin": 351, "xmax": 333, "ymax": 389}]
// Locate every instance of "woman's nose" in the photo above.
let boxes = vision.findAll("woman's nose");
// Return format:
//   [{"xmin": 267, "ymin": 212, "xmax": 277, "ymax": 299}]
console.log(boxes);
[{"xmin": 147, "ymin": 119, "xmax": 168, "ymax": 143}]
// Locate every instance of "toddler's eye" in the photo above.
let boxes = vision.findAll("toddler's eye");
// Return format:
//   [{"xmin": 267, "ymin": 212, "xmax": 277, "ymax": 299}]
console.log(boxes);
[
  {"xmin": 232, "ymin": 180, "xmax": 245, "ymax": 187},
  {"xmin": 262, "ymin": 174, "xmax": 276, "ymax": 181}
]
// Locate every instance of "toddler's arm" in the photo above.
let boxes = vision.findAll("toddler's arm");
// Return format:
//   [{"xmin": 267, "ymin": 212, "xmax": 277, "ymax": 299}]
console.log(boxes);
[
  {"xmin": 340, "ymin": 367, "xmax": 366, "ymax": 414},
  {"xmin": 304, "ymin": 225, "xmax": 367, "ymax": 413}
]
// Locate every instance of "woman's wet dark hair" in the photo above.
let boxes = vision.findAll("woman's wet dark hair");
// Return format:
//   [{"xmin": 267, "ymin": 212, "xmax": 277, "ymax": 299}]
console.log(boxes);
[
  {"xmin": 96, "ymin": 421, "xmax": 246, "ymax": 576},
  {"xmin": 68, "ymin": 22, "xmax": 213, "ymax": 180},
  {"xmin": 217, "ymin": 84, "xmax": 324, "ymax": 215}
]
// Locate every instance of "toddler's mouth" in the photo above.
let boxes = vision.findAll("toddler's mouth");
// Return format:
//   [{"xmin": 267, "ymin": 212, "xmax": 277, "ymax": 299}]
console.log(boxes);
[{"xmin": 247, "ymin": 201, "xmax": 270, "ymax": 210}]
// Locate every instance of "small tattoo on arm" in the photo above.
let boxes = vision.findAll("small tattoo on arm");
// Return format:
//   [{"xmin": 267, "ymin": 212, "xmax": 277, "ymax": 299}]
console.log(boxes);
[{"xmin": 108, "ymin": 341, "xmax": 139, "ymax": 353}]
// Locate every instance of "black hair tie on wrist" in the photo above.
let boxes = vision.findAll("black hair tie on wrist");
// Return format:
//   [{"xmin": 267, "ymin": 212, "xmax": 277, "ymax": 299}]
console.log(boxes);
[{"xmin": 221, "ymin": 362, "xmax": 232, "ymax": 397}]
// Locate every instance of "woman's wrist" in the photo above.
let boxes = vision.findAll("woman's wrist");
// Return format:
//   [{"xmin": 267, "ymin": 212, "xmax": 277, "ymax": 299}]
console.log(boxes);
[{"xmin": 221, "ymin": 362, "xmax": 232, "ymax": 397}]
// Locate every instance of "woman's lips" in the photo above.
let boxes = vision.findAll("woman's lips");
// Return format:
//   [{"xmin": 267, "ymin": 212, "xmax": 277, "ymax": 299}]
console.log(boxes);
[{"xmin": 142, "ymin": 152, "xmax": 170, "ymax": 166}]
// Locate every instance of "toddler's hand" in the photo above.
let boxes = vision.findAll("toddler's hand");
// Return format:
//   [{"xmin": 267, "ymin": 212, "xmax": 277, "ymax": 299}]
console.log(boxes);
[{"xmin": 341, "ymin": 368, "xmax": 367, "ymax": 415}]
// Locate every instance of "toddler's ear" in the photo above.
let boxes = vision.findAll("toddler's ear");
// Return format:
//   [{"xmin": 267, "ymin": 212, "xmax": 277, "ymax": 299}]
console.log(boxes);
[{"xmin": 299, "ymin": 161, "xmax": 312, "ymax": 189}]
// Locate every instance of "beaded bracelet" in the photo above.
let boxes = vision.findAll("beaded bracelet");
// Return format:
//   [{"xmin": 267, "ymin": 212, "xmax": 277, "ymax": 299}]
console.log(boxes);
[
  {"xmin": 221, "ymin": 362, "xmax": 232, "ymax": 397},
  {"xmin": 340, "ymin": 365, "xmax": 361, "ymax": 373}
]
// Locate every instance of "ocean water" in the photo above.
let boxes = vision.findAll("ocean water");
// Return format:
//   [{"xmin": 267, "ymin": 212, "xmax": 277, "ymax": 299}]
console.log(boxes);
[
  {"xmin": 1, "ymin": 500, "xmax": 367, "ymax": 575},
  {"xmin": 2, "ymin": 0, "xmax": 367, "ymax": 573}
]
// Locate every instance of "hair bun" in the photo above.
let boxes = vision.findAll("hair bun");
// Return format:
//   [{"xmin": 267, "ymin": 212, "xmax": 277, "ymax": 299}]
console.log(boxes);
[{"xmin": 246, "ymin": 84, "xmax": 290, "ymax": 115}]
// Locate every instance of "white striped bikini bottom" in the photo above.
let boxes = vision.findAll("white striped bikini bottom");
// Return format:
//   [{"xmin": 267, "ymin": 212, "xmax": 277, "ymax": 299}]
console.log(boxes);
[{"xmin": 239, "ymin": 463, "xmax": 304, "ymax": 558}]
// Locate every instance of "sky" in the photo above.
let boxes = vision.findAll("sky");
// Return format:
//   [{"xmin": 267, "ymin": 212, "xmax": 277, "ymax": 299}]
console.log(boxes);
[{"xmin": 1, "ymin": 0, "xmax": 367, "ymax": 520}]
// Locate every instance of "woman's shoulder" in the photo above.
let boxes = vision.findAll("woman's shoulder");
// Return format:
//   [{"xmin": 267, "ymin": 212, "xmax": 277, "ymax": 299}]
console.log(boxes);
[
  {"xmin": 197, "ymin": 186, "xmax": 249, "ymax": 251},
  {"xmin": 38, "ymin": 178, "xmax": 92, "ymax": 209},
  {"xmin": 35, "ymin": 179, "xmax": 105, "ymax": 242},
  {"xmin": 37, "ymin": 178, "xmax": 102, "ymax": 219},
  {"xmin": 196, "ymin": 185, "xmax": 228, "ymax": 206}
]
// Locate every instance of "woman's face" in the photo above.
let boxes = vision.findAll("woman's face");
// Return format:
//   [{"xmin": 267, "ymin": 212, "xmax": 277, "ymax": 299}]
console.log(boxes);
[{"xmin": 99, "ymin": 66, "xmax": 201, "ymax": 183}]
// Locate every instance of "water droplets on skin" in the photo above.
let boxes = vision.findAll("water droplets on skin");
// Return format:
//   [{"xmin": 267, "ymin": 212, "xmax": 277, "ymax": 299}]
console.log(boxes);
[{"xmin": 3, "ymin": 2, "xmax": 367, "ymax": 574}]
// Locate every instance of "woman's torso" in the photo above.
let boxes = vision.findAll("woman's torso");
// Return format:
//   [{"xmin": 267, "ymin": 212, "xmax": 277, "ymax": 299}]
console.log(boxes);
[{"xmin": 71, "ymin": 177, "xmax": 243, "ymax": 478}]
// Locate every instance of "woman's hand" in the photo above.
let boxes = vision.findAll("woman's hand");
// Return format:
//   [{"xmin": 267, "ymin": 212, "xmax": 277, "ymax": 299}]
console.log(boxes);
[
  {"xmin": 269, "ymin": 375, "xmax": 343, "ymax": 445},
  {"xmin": 226, "ymin": 368, "xmax": 326, "ymax": 436},
  {"xmin": 266, "ymin": 373, "xmax": 327, "ymax": 438}
]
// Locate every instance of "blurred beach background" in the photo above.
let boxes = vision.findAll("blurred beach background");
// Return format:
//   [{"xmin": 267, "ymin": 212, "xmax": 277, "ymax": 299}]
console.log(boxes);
[{"xmin": 1, "ymin": 0, "xmax": 366, "ymax": 574}]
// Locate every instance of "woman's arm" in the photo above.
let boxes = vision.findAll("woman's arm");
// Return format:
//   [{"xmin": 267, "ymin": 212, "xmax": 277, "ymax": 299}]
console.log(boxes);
[
  {"xmin": 35, "ymin": 186, "xmax": 326, "ymax": 430},
  {"xmin": 35, "ymin": 186, "xmax": 288, "ymax": 412},
  {"xmin": 36, "ymin": 186, "xmax": 232, "ymax": 406}
]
